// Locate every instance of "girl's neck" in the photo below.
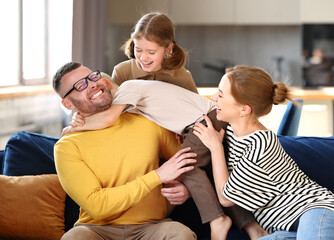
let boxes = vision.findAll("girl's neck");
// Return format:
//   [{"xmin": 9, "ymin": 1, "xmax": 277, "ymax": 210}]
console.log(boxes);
[{"xmin": 230, "ymin": 119, "xmax": 267, "ymax": 137}]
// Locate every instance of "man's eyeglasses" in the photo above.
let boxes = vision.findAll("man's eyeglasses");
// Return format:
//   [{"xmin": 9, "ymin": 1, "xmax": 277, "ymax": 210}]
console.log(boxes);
[{"xmin": 62, "ymin": 70, "xmax": 101, "ymax": 99}]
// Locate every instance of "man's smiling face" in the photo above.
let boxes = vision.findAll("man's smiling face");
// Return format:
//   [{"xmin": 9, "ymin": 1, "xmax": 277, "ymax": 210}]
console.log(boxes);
[{"xmin": 61, "ymin": 66, "xmax": 113, "ymax": 116}]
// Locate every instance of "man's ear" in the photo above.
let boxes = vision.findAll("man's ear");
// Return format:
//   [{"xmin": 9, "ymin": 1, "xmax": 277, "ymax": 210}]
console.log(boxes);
[
  {"xmin": 102, "ymin": 78, "xmax": 113, "ymax": 90},
  {"xmin": 101, "ymin": 78, "xmax": 118, "ymax": 96},
  {"xmin": 61, "ymin": 98, "xmax": 75, "ymax": 111}
]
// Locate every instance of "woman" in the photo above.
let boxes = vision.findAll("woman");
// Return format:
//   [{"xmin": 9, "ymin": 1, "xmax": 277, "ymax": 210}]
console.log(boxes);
[{"xmin": 193, "ymin": 65, "xmax": 334, "ymax": 239}]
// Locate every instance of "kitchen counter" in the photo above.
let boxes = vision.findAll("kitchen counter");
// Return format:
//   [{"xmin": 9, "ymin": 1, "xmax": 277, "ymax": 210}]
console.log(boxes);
[
  {"xmin": 198, "ymin": 87, "xmax": 334, "ymax": 100},
  {"xmin": 2, "ymin": 85, "xmax": 334, "ymax": 101}
]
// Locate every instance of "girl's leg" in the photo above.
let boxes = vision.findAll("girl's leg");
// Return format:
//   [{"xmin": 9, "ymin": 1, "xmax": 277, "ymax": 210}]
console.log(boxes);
[
  {"xmin": 297, "ymin": 208, "xmax": 334, "ymax": 240},
  {"xmin": 180, "ymin": 110, "xmax": 227, "ymax": 224},
  {"xmin": 181, "ymin": 110, "xmax": 259, "ymax": 240}
]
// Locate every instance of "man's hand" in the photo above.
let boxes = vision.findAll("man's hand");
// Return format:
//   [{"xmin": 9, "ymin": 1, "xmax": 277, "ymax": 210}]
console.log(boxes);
[
  {"xmin": 155, "ymin": 147, "xmax": 196, "ymax": 184},
  {"xmin": 161, "ymin": 179, "xmax": 190, "ymax": 205}
]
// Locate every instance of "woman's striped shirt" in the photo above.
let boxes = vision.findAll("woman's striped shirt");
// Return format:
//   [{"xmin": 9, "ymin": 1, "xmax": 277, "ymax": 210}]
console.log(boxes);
[{"xmin": 223, "ymin": 124, "xmax": 334, "ymax": 233}]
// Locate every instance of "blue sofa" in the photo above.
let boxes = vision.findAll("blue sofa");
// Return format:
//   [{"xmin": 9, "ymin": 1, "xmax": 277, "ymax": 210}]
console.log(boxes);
[{"xmin": 1, "ymin": 131, "xmax": 334, "ymax": 239}]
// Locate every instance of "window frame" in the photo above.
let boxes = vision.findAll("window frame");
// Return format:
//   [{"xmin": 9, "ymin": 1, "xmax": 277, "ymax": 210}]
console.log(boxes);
[
  {"xmin": 1, "ymin": 0, "xmax": 72, "ymax": 88},
  {"xmin": 20, "ymin": 0, "xmax": 48, "ymax": 86}
]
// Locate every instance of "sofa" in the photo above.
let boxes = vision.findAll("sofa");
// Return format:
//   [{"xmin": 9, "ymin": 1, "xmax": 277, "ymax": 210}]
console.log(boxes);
[{"xmin": 1, "ymin": 131, "xmax": 334, "ymax": 240}]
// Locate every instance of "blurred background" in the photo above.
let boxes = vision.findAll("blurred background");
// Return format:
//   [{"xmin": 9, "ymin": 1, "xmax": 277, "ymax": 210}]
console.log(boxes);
[{"xmin": 1, "ymin": 0, "xmax": 334, "ymax": 150}]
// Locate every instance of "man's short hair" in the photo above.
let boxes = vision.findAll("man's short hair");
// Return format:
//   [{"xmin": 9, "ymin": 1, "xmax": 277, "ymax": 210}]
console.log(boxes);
[{"xmin": 52, "ymin": 62, "xmax": 82, "ymax": 95}]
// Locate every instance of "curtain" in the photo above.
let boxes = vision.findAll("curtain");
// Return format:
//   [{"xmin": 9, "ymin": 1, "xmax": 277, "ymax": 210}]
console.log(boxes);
[{"xmin": 72, "ymin": 0, "xmax": 107, "ymax": 71}]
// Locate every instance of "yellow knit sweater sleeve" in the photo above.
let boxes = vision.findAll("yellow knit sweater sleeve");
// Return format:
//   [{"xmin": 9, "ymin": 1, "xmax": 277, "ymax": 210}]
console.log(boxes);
[{"xmin": 54, "ymin": 114, "xmax": 180, "ymax": 225}]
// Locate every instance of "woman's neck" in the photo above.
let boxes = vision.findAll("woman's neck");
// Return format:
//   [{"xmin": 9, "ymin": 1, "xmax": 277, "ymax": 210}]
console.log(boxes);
[{"xmin": 231, "ymin": 119, "xmax": 267, "ymax": 137}]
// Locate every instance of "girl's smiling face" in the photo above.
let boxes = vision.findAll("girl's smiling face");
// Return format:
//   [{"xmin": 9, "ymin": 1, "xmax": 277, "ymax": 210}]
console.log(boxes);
[
  {"xmin": 212, "ymin": 74, "xmax": 243, "ymax": 123},
  {"xmin": 133, "ymin": 37, "xmax": 170, "ymax": 72}
]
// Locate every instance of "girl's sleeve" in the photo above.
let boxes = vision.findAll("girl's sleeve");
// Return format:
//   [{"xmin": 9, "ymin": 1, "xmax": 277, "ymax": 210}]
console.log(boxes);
[
  {"xmin": 184, "ymin": 70, "xmax": 199, "ymax": 94},
  {"xmin": 112, "ymin": 81, "xmax": 145, "ymax": 112},
  {"xmin": 111, "ymin": 63, "xmax": 128, "ymax": 86}
]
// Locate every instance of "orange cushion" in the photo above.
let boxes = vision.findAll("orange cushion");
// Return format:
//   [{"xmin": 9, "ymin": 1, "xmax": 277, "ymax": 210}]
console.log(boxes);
[{"xmin": 0, "ymin": 174, "xmax": 66, "ymax": 240}]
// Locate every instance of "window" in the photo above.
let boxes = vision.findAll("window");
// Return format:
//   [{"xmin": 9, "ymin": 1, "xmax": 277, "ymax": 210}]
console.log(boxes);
[
  {"xmin": 0, "ymin": 1, "xmax": 20, "ymax": 86},
  {"xmin": 0, "ymin": 0, "xmax": 73, "ymax": 87}
]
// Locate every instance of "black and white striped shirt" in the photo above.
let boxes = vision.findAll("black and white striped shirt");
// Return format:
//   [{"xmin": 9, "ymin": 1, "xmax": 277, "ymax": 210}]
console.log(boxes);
[{"xmin": 223, "ymin": 124, "xmax": 334, "ymax": 233}]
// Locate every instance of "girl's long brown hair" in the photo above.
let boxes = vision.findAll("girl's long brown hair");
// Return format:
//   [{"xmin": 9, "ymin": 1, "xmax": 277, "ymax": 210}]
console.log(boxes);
[{"xmin": 121, "ymin": 12, "xmax": 187, "ymax": 70}]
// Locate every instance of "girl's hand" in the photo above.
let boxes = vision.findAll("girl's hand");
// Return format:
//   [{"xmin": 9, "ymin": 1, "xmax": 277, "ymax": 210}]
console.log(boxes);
[
  {"xmin": 193, "ymin": 115, "xmax": 225, "ymax": 151},
  {"xmin": 155, "ymin": 147, "xmax": 196, "ymax": 184},
  {"xmin": 70, "ymin": 112, "xmax": 85, "ymax": 128},
  {"xmin": 61, "ymin": 126, "xmax": 75, "ymax": 137}
]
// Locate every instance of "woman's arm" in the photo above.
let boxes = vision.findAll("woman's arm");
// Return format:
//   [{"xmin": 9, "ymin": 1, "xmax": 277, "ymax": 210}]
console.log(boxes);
[
  {"xmin": 193, "ymin": 115, "xmax": 234, "ymax": 207},
  {"xmin": 209, "ymin": 141, "xmax": 234, "ymax": 207}
]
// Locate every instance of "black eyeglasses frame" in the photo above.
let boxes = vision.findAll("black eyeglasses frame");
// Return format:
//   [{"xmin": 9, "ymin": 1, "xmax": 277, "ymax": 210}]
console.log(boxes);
[{"xmin": 62, "ymin": 70, "xmax": 101, "ymax": 99}]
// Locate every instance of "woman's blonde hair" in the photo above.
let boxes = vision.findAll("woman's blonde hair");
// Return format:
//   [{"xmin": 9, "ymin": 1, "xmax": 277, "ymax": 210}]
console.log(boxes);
[
  {"xmin": 121, "ymin": 12, "xmax": 187, "ymax": 70},
  {"xmin": 225, "ymin": 65, "xmax": 292, "ymax": 117}
]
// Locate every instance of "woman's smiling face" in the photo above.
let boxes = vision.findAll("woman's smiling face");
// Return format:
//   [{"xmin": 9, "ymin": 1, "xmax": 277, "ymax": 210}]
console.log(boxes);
[{"xmin": 212, "ymin": 74, "xmax": 243, "ymax": 122}]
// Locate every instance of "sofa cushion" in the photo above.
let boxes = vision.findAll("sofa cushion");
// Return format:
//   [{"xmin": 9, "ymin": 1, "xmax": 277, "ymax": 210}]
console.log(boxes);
[
  {"xmin": 0, "ymin": 174, "xmax": 66, "ymax": 240},
  {"xmin": 278, "ymin": 135, "xmax": 334, "ymax": 192},
  {"xmin": 3, "ymin": 131, "xmax": 59, "ymax": 176},
  {"xmin": 2, "ymin": 131, "xmax": 80, "ymax": 232}
]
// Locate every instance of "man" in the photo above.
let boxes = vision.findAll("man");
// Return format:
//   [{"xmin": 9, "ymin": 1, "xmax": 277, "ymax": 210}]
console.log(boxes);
[{"xmin": 52, "ymin": 62, "xmax": 197, "ymax": 239}]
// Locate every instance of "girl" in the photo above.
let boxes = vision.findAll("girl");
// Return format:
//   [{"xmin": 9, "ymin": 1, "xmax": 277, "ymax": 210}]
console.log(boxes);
[
  {"xmin": 109, "ymin": 11, "xmax": 241, "ymax": 239},
  {"xmin": 111, "ymin": 12, "xmax": 198, "ymax": 93},
  {"xmin": 193, "ymin": 65, "xmax": 334, "ymax": 239}
]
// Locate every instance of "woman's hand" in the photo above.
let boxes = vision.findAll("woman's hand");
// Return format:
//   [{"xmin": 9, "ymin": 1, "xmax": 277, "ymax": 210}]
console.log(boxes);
[
  {"xmin": 155, "ymin": 147, "xmax": 196, "ymax": 184},
  {"xmin": 193, "ymin": 115, "xmax": 225, "ymax": 151},
  {"xmin": 70, "ymin": 111, "xmax": 85, "ymax": 128}
]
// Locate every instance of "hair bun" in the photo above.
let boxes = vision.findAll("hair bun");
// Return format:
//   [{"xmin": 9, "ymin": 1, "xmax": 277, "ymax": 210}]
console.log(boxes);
[{"xmin": 272, "ymin": 82, "xmax": 289, "ymax": 105}]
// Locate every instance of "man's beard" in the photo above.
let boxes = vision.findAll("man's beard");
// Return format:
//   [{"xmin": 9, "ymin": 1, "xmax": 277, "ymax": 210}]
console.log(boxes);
[{"xmin": 70, "ymin": 91, "xmax": 113, "ymax": 115}]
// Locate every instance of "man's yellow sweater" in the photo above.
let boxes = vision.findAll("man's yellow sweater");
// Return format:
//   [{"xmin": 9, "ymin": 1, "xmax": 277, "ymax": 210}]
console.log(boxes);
[{"xmin": 54, "ymin": 113, "xmax": 180, "ymax": 226}]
